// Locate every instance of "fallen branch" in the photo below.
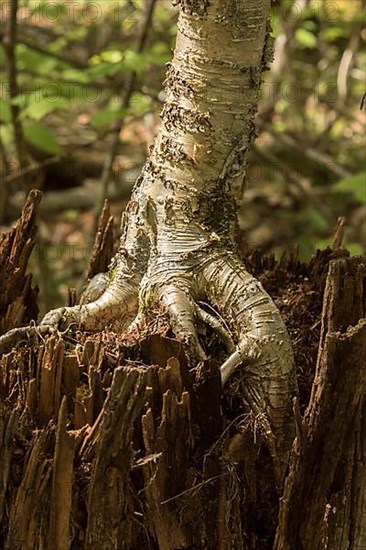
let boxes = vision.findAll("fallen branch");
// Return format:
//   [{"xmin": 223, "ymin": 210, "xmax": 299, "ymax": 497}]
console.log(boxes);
[{"xmin": 6, "ymin": 175, "xmax": 136, "ymax": 220}]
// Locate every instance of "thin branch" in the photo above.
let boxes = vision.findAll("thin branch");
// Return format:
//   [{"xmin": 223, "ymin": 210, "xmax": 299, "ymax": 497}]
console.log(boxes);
[
  {"xmin": 3, "ymin": 0, "xmax": 29, "ymax": 171},
  {"xmin": 361, "ymin": 92, "xmax": 366, "ymax": 111},
  {"xmin": 0, "ymin": 326, "xmax": 50, "ymax": 356},
  {"xmin": 0, "ymin": 30, "xmax": 89, "ymax": 69},
  {"xmin": 94, "ymin": 0, "xmax": 158, "ymax": 230}
]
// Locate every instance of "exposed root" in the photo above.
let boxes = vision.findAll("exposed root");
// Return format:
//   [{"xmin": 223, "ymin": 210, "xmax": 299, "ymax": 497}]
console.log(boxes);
[
  {"xmin": 158, "ymin": 281, "xmax": 207, "ymax": 363},
  {"xmin": 195, "ymin": 303, "xmax": 235, "ymax": 352},
  {"xmin": 220, "ymin": 336, "xmax": 262, "ymax": 386},
  {"xmin": 40, "ymin": 279, "xmax": 139, "ymax": 332},
  {"xmin": 0, "ymin": 325, "xmax": 50, "ymax": 355},
  {"xmin": 0, "ymin": 244, "xmax": 296, "ymax": 476}
]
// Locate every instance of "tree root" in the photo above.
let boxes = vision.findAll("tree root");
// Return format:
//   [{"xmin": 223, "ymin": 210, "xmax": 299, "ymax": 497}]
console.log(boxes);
[
  {"xmin": 0, "ymin": 246, "xmax": 297, "ymax": 476},
  {"xmin": 0, "ymin": 325, "xmax": 50, "ymax": 355}
]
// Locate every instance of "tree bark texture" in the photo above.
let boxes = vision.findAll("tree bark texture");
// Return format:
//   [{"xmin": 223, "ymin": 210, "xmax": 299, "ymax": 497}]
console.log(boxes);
[
  {"xmin": 1, "ymin": 228, "xmax": 364, "ymax": 549},
  {"xmin": 40, "ymin": 0, "xmax": 297, "ymax": 490},
  {"xmin": 275, "ymin": 256, "xmax": 366, "ymax": 550},
  {"xmin": 0, "ymin": 189, "xmax": 40, "ymax": 335}
]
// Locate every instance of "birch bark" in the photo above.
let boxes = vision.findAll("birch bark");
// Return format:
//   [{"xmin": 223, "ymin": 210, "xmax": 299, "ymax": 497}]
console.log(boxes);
[{"xmin": 41, "ymin": 0, "xmax": 297, "ymax": 474}]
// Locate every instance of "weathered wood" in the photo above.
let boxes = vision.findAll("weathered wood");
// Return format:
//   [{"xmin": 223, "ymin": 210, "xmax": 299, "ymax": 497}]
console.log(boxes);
[
  {"xmin": 77, "ymin": 199, "xmax": 115, "ymax": 306},
  {"xmin": 141, "ymin": 368, "xmax": 193, "ymax": 549},
  {"xmin": 0, "ymin": 408, "xmax": 19, "ymax": 527},
  {"xmin": 38, "ymin": 335, "xmax": 65, "ymax": 426},
  {"xmin": 85, "ymin": 366, "xmax": 147, "ymax": 549},
  {"xmin": 274, "ymin": 256, "xmax": 366, "ymax": 550},
  {"xmin": 48, "ymin": 398, "xmax": 86, "ymax": 550},
  {"xmin": 0, "ymin": 190, "xmax": 41, "ymax": 334},
  {"xmin": 0, "ymin": 243, "xmax": 364, "ymax": 549},
  {"xmin": 85, "ymin": 199, "xmax": 115, "ymax": 281},
  {"xmin": 6, "ymin": 429, "xmax": 54, "ymax": 549}
]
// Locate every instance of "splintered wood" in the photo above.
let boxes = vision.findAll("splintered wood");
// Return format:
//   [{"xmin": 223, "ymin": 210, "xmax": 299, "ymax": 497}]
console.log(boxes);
[
  {"xmin": 0, "ymin": 190, "xmax": 41, "ymax": 334},
  {"xmin": 0, "ymin": 254, "xmax": 365, "ymax": 549},
  {"xmin": 275, "ymin": 256, "xmax": 366, "ymax": 550}
]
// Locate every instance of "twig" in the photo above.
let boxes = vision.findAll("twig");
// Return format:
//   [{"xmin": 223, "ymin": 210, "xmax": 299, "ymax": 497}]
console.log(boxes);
[
  {"xmin": 3, "ymin": 157, "xmax": 61, "ymax": 185},
  {"xmin": 0, "ymin": 325, "xmax": 50, "ymax": 356},
  {"xmin": 0, "ymin": 30, "xmax": 88, "ymax": 69},
  {"xmin": 332, "ymin": 217, "xmax": 346, "ymax": 251},
  {"xmin": 0, "ymin": 135, "xmax": 11, "ymax": 225},
  {"xmin": 94, "ymin": 0, "xmax": 157, "ymax": 231},
  {"xmin": 160, "ymin": 474, "xmax": 225, "ymax": 505},
  {"xmin": 3, "ymin": 0, "xmax": 30, "ymax": 173},
  {"xmin": 361, "ymin": 92, "xmax": 366, "ymax": 111}
]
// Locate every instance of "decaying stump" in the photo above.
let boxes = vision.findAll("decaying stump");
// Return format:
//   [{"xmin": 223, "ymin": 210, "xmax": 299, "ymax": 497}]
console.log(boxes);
[
  {"xmin": 275, "ymin": 256, "xmax": 366, "ymax": 550},
  {"xmin": 85, "ymin": 200, "xmax": 114, "ymax": 282},
  {"xmin": 0, "ymin": 202, "xmax": 365, "ymax": 549},
  {"xmin": 0, "ymin": 190, "xmax": 40, "ymax": 334}
]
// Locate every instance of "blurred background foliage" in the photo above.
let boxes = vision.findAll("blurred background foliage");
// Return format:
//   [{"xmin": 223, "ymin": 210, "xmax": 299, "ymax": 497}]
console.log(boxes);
[{"xmin": 0, "ymin": 0, "xmax": 365, "ymax": 310}]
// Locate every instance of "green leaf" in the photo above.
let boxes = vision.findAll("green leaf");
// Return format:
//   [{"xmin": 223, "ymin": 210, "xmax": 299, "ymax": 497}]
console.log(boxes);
[
  {"xmin": 321, "ymin": 27, "xmax": 348, "ymax": 42},
  {"xmin": 49, "ymin": 37, "xmax": 68, "ymax": 53},
  {"xmin": 129, "ymin": 92, "xmax": 151, "ymax": 115},
  {"xmin": 314, "ymin": 238, "xmax": 333, "ymax": 251},
  {"xmin": 0, "ymin": 99, "xmax": 11, "ymax": 123},
  {"xmin": 24, "ymin": 121, "xmax": 60, "ymax": 155},
  {"xmin": 62, "ymin": 69, "xmax": 91, "ymax": 83},
  {"xmin": 87, "ymin": 61, "xmax": 125, "ymax": 78},
  {"xmin": 91, "ymin": 109, "xmax": 127, "ymax": 129},
  {"xmin": 100, "ymin": 51, "xmax": 124, "ymax": 63},
  {"xmin": 17, "ymin": 44, "xmax": 57, "ymax": 73},
  {"xmin": 334, "ymin": 172, "xmax": 366, "ymax": 203},
  {"xmin": 295, "ymin": 28, "xmax": 317, "ymax": 49},
  {"xmin": 346, "ymin": 243, "xmax": 364, "ymax": 256},
  {"xmin": 20, "ymin": 97, "xmax": 68, "ymax": 121}
]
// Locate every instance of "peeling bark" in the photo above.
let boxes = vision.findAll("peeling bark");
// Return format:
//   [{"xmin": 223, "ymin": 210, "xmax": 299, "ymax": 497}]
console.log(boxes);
[{"xmin": 38, "ymin": 0, "xmax": 297, "ymax": 482}]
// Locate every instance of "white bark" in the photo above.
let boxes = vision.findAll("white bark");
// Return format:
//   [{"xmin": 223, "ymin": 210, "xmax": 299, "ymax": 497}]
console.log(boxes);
[{"xmin": 40, "ymin": 0, "xmax": 297, "ymax": 475}]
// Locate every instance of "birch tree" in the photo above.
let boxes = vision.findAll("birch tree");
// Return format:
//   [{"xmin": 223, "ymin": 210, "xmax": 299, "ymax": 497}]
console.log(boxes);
[{"xmin": 8, "ymin": 1, "xmax": 298, "ymax": 476}]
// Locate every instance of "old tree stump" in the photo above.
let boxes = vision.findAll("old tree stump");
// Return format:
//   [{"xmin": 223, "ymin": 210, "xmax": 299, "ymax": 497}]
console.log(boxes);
[{"xmin": 0, "ymin": 193, "xmax": 365, "ymax": 549}]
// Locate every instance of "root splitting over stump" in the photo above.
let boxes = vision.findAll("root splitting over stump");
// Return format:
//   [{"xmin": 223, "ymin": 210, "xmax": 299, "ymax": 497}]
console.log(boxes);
[
  {"xmin": 3, "ymin": 0, "xmax": 298, "ymax": 488},
  {"xmin": 0, "ymin": 251, "xmax": 365, "ymax": 549}
]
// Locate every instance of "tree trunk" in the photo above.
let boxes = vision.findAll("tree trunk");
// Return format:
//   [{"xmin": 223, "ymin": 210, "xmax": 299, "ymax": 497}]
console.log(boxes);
[{"xmin": 38, "ymin": 0, "xmax": 298, "ymax": 490}]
